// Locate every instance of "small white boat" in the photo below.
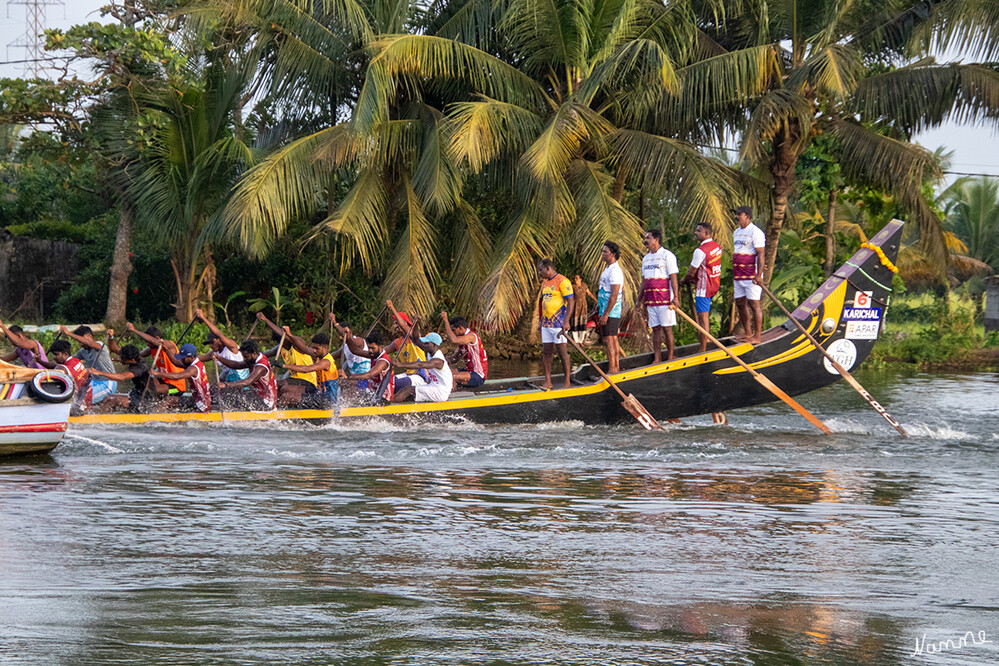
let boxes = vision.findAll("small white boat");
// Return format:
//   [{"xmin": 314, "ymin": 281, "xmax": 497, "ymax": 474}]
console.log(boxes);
[{"xmin": 1, "ymin": 361, "xmax": 74, "ymax": 457}]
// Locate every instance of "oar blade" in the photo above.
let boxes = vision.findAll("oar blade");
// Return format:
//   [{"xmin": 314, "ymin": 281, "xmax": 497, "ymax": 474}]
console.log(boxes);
[{"xmin": 623, "ymin": 394, "xmax": 663, "ymax": 430}]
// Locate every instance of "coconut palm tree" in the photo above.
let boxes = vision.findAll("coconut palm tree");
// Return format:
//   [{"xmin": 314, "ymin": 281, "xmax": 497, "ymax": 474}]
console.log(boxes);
[
  {"xmin": 945, "ymin": 176, "xmax": 999, "ymax": 271},
  {"xmin": 221, "ymin": 0, "xmax": 776, "ymax": 327},
  {"xmin": 687, "ymin": 0, "xmax": 999, "ymax": 286}
]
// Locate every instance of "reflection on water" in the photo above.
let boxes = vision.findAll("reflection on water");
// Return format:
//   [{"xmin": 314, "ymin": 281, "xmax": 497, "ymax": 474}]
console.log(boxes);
[{"xmin": 1, "ymin": 371, "xmax": 998, "ymax": 664}]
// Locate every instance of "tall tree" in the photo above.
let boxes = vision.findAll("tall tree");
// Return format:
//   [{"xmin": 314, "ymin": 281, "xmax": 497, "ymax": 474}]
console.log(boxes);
[{"xmin": 691, "ymin": 0, "xmax": 999, "ymax": 286}]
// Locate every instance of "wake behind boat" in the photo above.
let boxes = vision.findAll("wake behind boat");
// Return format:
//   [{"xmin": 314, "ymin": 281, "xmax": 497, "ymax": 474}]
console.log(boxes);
[{"xmin": 67, "ymin": 220, "xmax": 904, "ymax": 429}]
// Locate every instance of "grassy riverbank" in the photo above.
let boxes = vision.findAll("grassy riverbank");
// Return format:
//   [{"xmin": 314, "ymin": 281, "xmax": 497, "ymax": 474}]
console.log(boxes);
[{"xmin": 867, "ymin": 293, "xmax": 999, "ymax": 371}]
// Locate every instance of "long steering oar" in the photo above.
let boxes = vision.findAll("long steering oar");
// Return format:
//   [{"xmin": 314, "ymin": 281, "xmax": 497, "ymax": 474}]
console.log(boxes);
[
  {"xmin": 671, "ymin": 305, "xmax": 832, "ymax": 435},
  {"xmin": 761, "ymin": 284, "xmax": 907, "ymax": 437},
  {"xmin": 372, "ymin": 315, "xmax": 417, "ymax": 405},
  {"xmin": 560, "ymin": 332, "xmax": 663, "ymax": 431}
]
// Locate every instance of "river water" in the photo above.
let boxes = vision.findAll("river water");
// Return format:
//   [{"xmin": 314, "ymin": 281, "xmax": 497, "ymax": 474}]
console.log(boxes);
[{"xmin": 1, "ymin": 370, "xmax": 997, "ymax": 664}]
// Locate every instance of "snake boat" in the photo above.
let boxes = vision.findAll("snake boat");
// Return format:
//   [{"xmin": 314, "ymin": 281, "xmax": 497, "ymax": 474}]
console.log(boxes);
[
  {"xmin": 67, "ymin": 220, "xmax": 904, "ymax": 430},
  {"xmin": 0, "ymin": 363, "xmax": 75, "ymax": 456}
]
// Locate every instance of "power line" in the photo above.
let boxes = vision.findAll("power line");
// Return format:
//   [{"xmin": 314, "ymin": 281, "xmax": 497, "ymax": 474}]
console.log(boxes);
[{"xmin": 0, "ymin": 56, "xmax": 67, "ymax": 65}]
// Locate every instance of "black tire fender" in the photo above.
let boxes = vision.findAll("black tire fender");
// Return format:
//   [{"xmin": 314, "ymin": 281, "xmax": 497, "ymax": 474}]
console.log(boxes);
[{"xmin": 29, "ymin": 370, "xmax": 75, "ymax": 403}]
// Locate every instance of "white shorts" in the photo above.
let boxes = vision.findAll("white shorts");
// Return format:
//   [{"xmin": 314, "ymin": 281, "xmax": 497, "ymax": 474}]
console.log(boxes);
[
  {"xmin": 415, "ymin": 384, "xmax": 451, "ymax": 402},
  {"xmin": 395, "ymin": 372, "xmax": 426, "ymax": 386},
  {"xmin": 647, "ymin": 306, "xmax": 676, "ymax": 328},
  {"xmin": 541, "ymin": 327, "xmax": 567, "ymax": 344},
  {"xmin": 734, "ymin": 280, "xmax": 762, "ymax": 300}
]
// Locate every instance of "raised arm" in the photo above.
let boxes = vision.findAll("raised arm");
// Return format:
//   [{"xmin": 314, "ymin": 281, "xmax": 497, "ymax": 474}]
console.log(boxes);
[
  {"xmin": 60, "ymin": 325, "xmax": 103, "ymax": 351},
  {"xmin": 0, "ymin": 319, "xmax": 34, "ymax": 350},
  {"xmin": 256, "ymin": 313, "xmax": 284, "ymax": 338},
  {"xmin": 386, "ymin": 300, "xmax": 412, "ymax": 336},
  {"xmin": 283, "ymin": 357, "xmax": 331, "ymax": 374},
  {"xmin": 125, "ymin": 322, "xmax": 162, "ymax": 348},
  {"xmin": 330, "ymin": 313, "xmax": 365, "ymax": 356},
  {"xmin": 195, "ymin": 308, "xmax": 238, "ymax": 353},
  {"xmin": 282, "ymin": 325, "xmax": 317, "ymax": 356},
  {"xmin": 440, "ymin": 312, "xmax": 476, "ymax": 345}
]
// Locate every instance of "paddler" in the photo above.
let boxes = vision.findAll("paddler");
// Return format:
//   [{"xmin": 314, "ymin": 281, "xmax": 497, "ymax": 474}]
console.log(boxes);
[
  {"xmin": 440, "ymin": 312, "xmax": 487, "ymax": 389},
  {"xmin": 62, "ymin": 325, "xmax": 117, "ymax": 404},
  {"xmin": 39, "ymin": 339, "xmax": 93, "ymax": 413},
  {"xmin": 279, "ymin": 327, "xmax": 338, "ymax": 408},
  {"xmin": 150, "ymin": 344, "xmax": 212, "ymax": 413},
  {"xmin": 193, "ymin": 308, "xmax": 248, "ymax": 383},
  {"xmin": 347, "ymin": 332, "xmax": 393, "ymax": 401},
  {"xmin": 390, "ymin": 332, "xmax": 452, "ymax": 403},
  {"xmin": 330, "ymin": 313, "xmax": 371, "ymax": 389},
  {"xmin": 214, "ymin": 339, "xmax": 277, "ymax": 411},
  {"xmin": 88, "ymin": 344, "xmax": 164, "ymax": 412},
  {"xmin": 0, "ymin": 318, "xmax": 48, "ymax": 369},
  {"xmin": 256, "ymin": 313, "xmax": 317, "ymax": 405},
  {"xmin": 383, "ymin": 300, "xmax": 429, "ymax": 386},
  {"xmin": 113, "ymin": 323, "xmax": 188, "ymax": 397}
]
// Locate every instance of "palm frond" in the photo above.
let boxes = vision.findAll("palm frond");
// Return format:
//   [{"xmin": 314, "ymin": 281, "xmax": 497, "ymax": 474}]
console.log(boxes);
[
  {"xmin": 381, "ymin": 178, "xmax": 441, "ymax": 317},
  {"xmin": 500, "ymin": 0, "xmax": 590, "ymax": 74},
  {"xmin": 612, "ymin": 129, "xmax": 745, "ymax": 243},
  {"xmin": 448, "ymin": 97, "xmax": 545, "ymax": 172},
  {"xmin": 220, "ymin": 126, "xmax": 343, "ymax": 258},
  {"xmin": 852, "ymin": 63, "xmax": 999, "ymax": 134},
  {"xmin": 787, "ymin": 44, "xmax": 861, "ymax": 100},
  {"xmin": 580, "ymin": 38, "xmax": 680, "ymax": 112},
  {"xmin": 307, "ymin": 168, "xmax": 390, "ymax": 274},
  {"xmin": 412, "ymin": 105, "xmax": 464, "ymax": 216},
  {"xmin": 832, "ymin": 117, "xmax": 947, "ymax": 267},
  {"xmin": 479, "ymin": 209, "xmax": 552, "ymax": 330},
  {"xmin": 447, "ymin": 199, "xmax": 493, "ymax": 315},
  {"xmin": 740, "ymin": 88, "xmax": 814, "ymax": 166}
]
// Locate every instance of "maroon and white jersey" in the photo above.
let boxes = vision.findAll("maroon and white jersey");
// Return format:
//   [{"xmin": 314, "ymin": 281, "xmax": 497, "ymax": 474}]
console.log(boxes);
[
  {"xmin": 641, "ymin": 248, "xmax": 679, "ymax": 305},
  {"xmin": 189, "ymin": 358, "xmax": 212, "ymax": 412},
  {"xmin": 733, "ymin": 223, "xmax": 765, "ymax": 280},
  {"xmin": 370, "ymin": 351, "xmax": 394, "ymax": 401},
  {"xmin": 691, "ymin": 238, "xmax": 723, "ymax": 297},
  {"xmin": 59, "ymin": 356, "xmax": 92, "ymax": 408},
  {"xmin": 460, "ymin": 331, "xmax": 488, "ymax": 378},
  {"xmin": 252, "ymin": 354, "xmax": 277, "ymax": 410}
]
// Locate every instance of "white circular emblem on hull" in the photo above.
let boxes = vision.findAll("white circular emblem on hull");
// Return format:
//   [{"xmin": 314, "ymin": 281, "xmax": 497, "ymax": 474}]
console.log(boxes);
[{"xmin": 823, "ymin": 339, "xmax": 858, "ymax": 375}]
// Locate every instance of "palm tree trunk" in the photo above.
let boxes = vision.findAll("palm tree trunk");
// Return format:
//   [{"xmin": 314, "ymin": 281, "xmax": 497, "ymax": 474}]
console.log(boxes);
[
  {"xmin": 612, "ymin": 164, "xmax": 628, "ymax": 203},
  {"xmin": 824, "ymin": 188, "xmax": 838, "ymax": 275},
  {"xmin": 763, "ymin": 123, "xmax": 802, "ymax": 288},
  {"xmin": 105, "ymin": 202, "xmax": 134, "ymax": 324}
]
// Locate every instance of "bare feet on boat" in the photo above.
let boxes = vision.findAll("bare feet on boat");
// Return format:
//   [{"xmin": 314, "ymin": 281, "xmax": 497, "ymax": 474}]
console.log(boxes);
[{"xmin": 540, "ymin": 383, "xmax": 552, "ymax": 391}]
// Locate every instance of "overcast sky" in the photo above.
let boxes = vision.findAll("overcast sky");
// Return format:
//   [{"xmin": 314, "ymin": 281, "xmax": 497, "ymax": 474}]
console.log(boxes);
[{"xmin": 2, "ymin": 1, "xmax": 998, "ymax": 182}]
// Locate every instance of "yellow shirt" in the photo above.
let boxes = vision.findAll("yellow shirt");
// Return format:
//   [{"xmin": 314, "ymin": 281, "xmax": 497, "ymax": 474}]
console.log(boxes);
[
  {"xmin": 394, "ymin": 337, "xmax": 427, "ymax": 374},
  {"xmin": 281, "ymin": 347, "xmax": 317, "ymax": 386},
  {"xmin": 540, "ymin": 274, "xmax": 574, "ymax": 328},
  {"xmin": 316, "ymin": 353, "xmax": 337, "ymax": 383}
]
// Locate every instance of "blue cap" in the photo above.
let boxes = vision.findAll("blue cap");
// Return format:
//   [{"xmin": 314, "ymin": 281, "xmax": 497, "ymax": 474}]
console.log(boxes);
[
  {"xmin": 419, "ymin": 332, "xmax": 443, "ymax": 346},
  {"xmin": 174, "ymin": 343, "xmax": 198, "ymax": 362}
]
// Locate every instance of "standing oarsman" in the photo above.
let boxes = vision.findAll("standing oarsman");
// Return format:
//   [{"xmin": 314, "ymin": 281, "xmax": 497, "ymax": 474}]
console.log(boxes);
[
  {"xmin": 215, "ymin": 339, "xmax": 277, "ymax": 411},
  {"xmin": 330, "ymin": 314, "xmax": 371, "ymax": 389},
  {"xmin": 193, "ymin": 308, "xmax": 248, "ymax": 383},
  {"xmin": 441, "ymin": 312, "xmax": 487, "ymax": 389},
  {"xmin": 151, "ymin": 344, "xmax": 212, "ymax": 413},
  {"xmin": 63, "ymin": 325, "xmax": 117, "ymax": 404},
  {"xmin": 639, "ymin": 229, "xmax": 680, "ymax": 363},
  {"xmin": 536, "ymin": 259, "xmax": 574, "ymax": 390},
  {"xmin": 681, "ymin": 222, "xmax": 723, "ymax": 353},
  {"xmin": 593, "ymin": 241, "xmax": 625, "ymax": 374},
  {"xmin": 390, "ymin": 333, "xmax": 452, "ymax": 403},
  {"xmin": 0, "ymin": 319, "xmax": 48, "ymax": 369},
  {"xmin": 732, "ymin": 206, "xmax": 766, "ymax": 344}
]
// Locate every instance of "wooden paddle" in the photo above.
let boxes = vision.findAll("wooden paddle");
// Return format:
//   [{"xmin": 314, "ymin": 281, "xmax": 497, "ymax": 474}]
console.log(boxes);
[
  {"xmin": 363, "ymin": 305, "xmax": 388, "ymax": 338},
  {"xmin": 138, "ymin": 343, "xmax": 164, "ymax": 408},
  {"xmin": 372, "ymin": 314, "xmax": 418, "ymax": 405},
  {"xmin": 684, "ymin": 284, "xmax": 728, "ymax": 426},
  {"xmin": 559, "ymin": 331, "xmax": 663, "ymax": 431},
  {"xmin": 671, "ymin": 305, "xmax": 832, "ymax": 435},
  {"xmin": 240, "ymin": 319, "xmax": 259, "ymax": 344},
  {"xmin": 761, "ymin": 283, "xmax": 907, "ymax": 437}
]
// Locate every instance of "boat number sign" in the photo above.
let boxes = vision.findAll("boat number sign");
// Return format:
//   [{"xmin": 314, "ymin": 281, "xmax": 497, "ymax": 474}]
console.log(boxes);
[
  {"xmin": 842, "ymin": 291, "xmax": 881, "ymax": 340},
  {"xmin": 824, "ymin": 339, "xmax": 858, "ymax": 375}
]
